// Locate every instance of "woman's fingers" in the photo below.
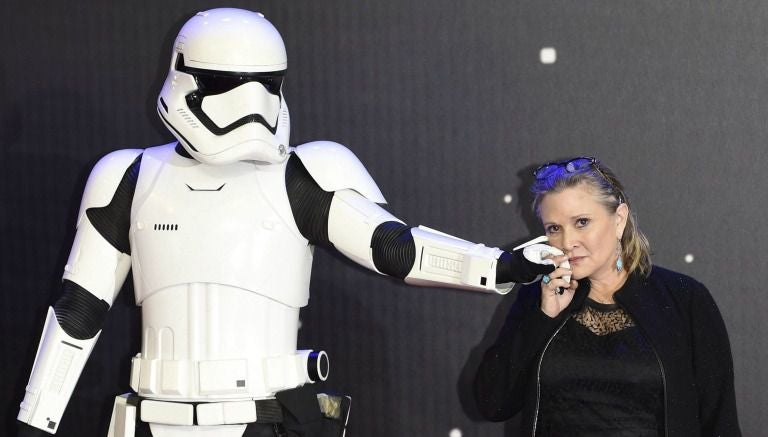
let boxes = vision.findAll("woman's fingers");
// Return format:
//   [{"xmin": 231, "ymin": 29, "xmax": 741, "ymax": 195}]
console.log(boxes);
[
  {"xmin": 541, "ymin": 253, "xmax": 569, "ymax": 267},
  {"xmin": 541, "ymin": 274, "xmax": 569, "ymax": 293},
  {"xmin": 543, "ymin": 266, "xmax": 571, "ymax": 288},
  {"xmin": 540, "ymin": 275, "xmax": 576, "ymax": 318}
]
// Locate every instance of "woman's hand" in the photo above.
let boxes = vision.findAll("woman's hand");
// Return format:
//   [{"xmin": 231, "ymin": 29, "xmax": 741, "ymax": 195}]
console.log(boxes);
[{"xmin": 539, "ymin": 254, "xmax": 578, "ymax": 318}]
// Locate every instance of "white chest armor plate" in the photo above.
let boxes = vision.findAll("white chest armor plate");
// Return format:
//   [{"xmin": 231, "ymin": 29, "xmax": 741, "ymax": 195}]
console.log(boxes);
[
  {"xmin": 125, "ymin": 145, "xmax": 317, "ymax": 400},
  {"xmin": 130, "ymin": 144, "xmax": 313, "ymax": 308}
]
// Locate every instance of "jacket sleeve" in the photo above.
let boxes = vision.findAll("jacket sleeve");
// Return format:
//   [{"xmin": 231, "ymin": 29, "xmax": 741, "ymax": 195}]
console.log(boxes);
[
  {"xmin": 473, "ymin": 284, "xmax": 564, "ymax": 421},
  {"xmin": 689, "ymin": 282, "xmax": 742, "ymax": 436}
]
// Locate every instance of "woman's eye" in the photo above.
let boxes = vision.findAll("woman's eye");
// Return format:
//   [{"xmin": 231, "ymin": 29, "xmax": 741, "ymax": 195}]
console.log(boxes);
[
  {"xmin": 545, "ymin": 225, "xmax": 560, "ymax": 234},
  {"xmin": 576, "ymin": 218, "xmax": 590, "ymax": 227}
]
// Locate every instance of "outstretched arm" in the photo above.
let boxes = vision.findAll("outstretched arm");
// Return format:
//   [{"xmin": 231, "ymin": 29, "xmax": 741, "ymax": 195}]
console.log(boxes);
[{"xmin": 286, "ymin": 141, "xmax": 551, "ymax": 294}]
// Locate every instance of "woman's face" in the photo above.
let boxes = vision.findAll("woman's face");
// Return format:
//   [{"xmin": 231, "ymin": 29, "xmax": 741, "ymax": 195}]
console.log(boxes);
[{"xmin": 538, "ymin": 183, "xmax": 628, "ymax": 281}]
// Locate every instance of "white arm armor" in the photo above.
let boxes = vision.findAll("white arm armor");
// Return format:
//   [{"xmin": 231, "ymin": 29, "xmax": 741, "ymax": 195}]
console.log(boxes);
[
  {"xmin": 297, "ymin": 141, "xmax": 512, "ymax": 294},
  {"xmin": 62, "ymin": 149, "xmax": 139, "ymax": 302},
  {"xmin": 404, "ymin": 226, "xmax": 513, "ymax": 294},
  {"xmin": 293, "ymin": 141, "xmax": 386, "ymax": 203},
  {"xmin": 18, "ymin": 309, "xmax": 101, "ymax": 434},
  {"xmin": 18, "ymin": 149, "xmax": 139, "ymax": 433}
]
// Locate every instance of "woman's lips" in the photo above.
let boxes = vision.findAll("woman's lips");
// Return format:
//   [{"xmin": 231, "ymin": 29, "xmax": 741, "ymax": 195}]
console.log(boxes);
[{"xmin": 569, "ymin": 256, "xmax": 585, "ymax": 265}]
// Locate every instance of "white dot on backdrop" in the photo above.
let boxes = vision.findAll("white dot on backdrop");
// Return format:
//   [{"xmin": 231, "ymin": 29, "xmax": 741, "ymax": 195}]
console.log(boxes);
[
  {"xmin": 684, "ymin": 254, "xmax": 694, "ymax": 264},
  {"xmin": 503, "ymin": 194, "xmax": 513, "ymax": 204},
  {"xmin": 540, "ymin": 47, "xmax": 557, "ymax": 64},
  {"xmin": 448, "ymin": 428, "xmax": 462, "ymax": 437}
]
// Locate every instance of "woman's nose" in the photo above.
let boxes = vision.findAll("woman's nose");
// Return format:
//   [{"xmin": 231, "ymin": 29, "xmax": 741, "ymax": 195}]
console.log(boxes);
[{"xmin": 561, "ymin": 229, "xmax": 577, "ymax": 252}]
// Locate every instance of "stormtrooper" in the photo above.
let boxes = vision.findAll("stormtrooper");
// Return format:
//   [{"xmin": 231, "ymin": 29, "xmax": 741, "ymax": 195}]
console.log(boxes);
[{"xmin": 17, "ymin": 8, "xmax": 556, "ymax": 437}]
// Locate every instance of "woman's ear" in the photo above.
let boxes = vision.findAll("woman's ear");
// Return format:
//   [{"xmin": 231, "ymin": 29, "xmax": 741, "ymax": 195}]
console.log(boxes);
[{"xmin": 615, "ymin": 202, "xmax": 629, "ymax": 239}]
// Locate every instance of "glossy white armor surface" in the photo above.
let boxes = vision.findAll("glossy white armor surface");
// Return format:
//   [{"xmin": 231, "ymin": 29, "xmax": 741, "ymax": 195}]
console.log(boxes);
[
  {"xmin": 130, "ymin": 144, "xmax": 312, "ymax": 308},
  {"xmin": 157, "ymin": 8, "xmax": 290, "ymax": 165},
  {"xmin": 128, "ymin": 143, "xmax": 314, "ymax": 400},
  {"xmin": 18, "ymin": 150, "xmax": 140, "ymax": 432},
  {"xmin": 107, "ymin": 394, "xmax": 137, "ymax": 437},
  {"xmin": 328, "ymin": 189, "xmax": 401, "ymax": 271},
  {"xmin": 303, "ymin": 141, "xmax": 511, "ymax": 293},
  {"xmin": 64, "ymin": 149, "xmax": 140, "ymax": 304},
  {"xmin": 18, "ymin": 309, "xmax": 100, "ymax": 434},
  {"xmin": 176, "ymin": 9, "xmax": 286, "ymax": 73},
  {"xmin": 20, "ymin": 7, "xmax": 516, "ymax": 435},
  {"xmin": 294, "ymin": 141, "xmax": 386, "ymax": 203},
  {"xmin": 405, "ymin": 226, "xmax": 513, "ymax": 294}
]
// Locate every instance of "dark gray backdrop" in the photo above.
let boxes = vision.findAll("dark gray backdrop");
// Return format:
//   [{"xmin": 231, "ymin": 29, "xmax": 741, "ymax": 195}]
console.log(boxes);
[{"xmin": 1, "ymin": 1, "xmax": 765, "ymax": 436}]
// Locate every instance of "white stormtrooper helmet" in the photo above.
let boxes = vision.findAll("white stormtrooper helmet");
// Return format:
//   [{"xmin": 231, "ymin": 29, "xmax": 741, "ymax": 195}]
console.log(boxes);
[{"xmin": 157, "ymin": 8, "xmax": 290, "ymax": 165}]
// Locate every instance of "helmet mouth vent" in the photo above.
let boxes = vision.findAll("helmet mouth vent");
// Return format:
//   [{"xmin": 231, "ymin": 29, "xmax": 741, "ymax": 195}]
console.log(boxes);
[{"xmin": 185, "ymin": 93, "xmax": 278, "ymax": 135}]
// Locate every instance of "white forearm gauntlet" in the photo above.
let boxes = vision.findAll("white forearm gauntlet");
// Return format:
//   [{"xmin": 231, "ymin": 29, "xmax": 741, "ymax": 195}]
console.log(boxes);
[
  {"xmin": 18, "ymin": 308, "xmax": 100, "ymax": 434},
  {"xmin": 404, "ymin": 226, "xmax": 513, "ymax": 294}
]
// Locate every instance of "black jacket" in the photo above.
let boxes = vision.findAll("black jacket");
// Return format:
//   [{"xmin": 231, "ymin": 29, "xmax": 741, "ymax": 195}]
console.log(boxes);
[{"xmin": 474, "ymin": 266, "xmax": 741, "ymax": 437}]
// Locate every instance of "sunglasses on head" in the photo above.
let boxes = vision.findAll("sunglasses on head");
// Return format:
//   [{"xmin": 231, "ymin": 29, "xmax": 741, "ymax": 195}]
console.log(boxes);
[
  {"xmin": 534, "ymin": 156, "xmax": 625, "ymax": 204},
  {"xmin": 533, "ymin": 157, "xmax": 598, "ymax": 180}
]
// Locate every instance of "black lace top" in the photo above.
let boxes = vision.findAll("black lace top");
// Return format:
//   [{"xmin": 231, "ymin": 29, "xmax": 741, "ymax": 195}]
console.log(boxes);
[{"xmin": 536, "ymin": 298, "xmax": 664, "ymax": 437}]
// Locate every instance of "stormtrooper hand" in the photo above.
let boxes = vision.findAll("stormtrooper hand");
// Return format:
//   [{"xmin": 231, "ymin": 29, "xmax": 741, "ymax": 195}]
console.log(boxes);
[{"xmin": 495, "ymin": 249, "xmax": 555, "ymax": 284}]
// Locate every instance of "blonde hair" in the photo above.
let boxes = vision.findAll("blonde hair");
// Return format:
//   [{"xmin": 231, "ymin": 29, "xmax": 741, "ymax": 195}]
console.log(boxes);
[{"xmin": 531, "ymin": 160, "xmax": 652, "ymax": 277}]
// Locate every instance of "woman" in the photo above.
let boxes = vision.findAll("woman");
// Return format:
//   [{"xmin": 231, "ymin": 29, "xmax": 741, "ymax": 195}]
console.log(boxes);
[{"xmin": 473, "ymin": 157, "xmax": 740, "ymax": 436}]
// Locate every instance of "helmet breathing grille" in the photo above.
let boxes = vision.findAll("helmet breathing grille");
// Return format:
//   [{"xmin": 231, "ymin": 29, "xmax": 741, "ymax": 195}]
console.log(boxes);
[{"xmin": 176, "ymin": 108, "xmax": 200, "ymax": 129}]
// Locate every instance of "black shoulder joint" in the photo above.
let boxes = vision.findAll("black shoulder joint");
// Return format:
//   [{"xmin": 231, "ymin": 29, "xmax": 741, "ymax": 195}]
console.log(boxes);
[
  {"xmin": 86, "ymin": 153, "xmax": 142, "ymax": 254},
  {"xmin": 54, "ymin": 280, "xmax": 110, "ymax": 340},
  {"xmin": 285, "ymin": 153, "xmax": 333, "ymax": 246}
]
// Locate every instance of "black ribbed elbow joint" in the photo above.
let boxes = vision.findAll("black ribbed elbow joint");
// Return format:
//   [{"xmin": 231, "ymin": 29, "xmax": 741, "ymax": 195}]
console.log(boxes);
[
  {"xmin": 53, "ymin": 280, "xmax": 110, "ymax": 340},
  {"xmin": 371, "ymin": 221, "xmax": 416, "ymax": 279}
]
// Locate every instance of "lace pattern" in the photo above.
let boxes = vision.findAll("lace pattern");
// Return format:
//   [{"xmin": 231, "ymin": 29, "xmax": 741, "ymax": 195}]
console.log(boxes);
[{"xmin": 572, "ymin": 298, "xmax": 635, "ymax": 336}]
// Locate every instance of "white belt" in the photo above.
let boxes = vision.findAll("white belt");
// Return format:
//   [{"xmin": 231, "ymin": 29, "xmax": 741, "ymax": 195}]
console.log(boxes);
[{"xmin": 140, "ymin": 398, "xmax": 283, "ymax": 426}]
